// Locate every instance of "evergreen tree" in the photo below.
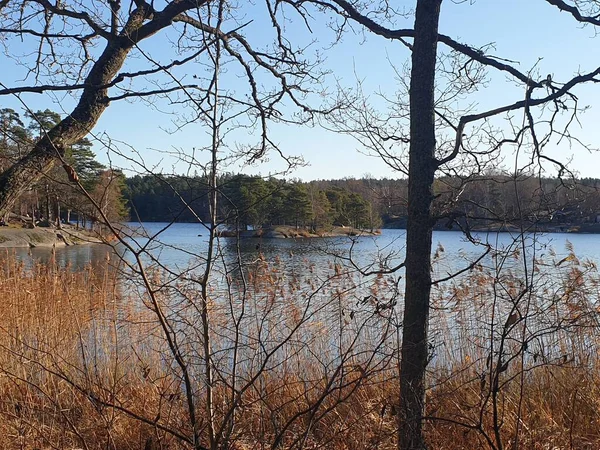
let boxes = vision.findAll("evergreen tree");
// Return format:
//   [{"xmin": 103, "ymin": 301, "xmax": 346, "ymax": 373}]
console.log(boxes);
[
  {"xmin": 346, "ymin": 192, "xmax": 370, "ymax": 228},
  {"xmin": 0, "ymin": 109, "xmax": 29, "ymax": 169},
  {"xmin": 221, "ymin": 175, "xmax": 269, "ymax": 230},
  {"xmin": 67, "ymin": 138, "xmax": 105, "ymax": 189},
  {"xmin": 308, "ymin": 186, "xmax": 332, "ymax": 230},
  {"xmin": 284, "ymin": 184, "xmax": 312, "ymax": 228},
  {"xmin": 26, "ymin": 109, "xmax": 61, "ymax": 138}
]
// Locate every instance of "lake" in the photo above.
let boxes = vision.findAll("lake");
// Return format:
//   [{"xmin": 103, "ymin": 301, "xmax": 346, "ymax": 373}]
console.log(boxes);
[
  {"xmin": 8, "ymin": 222, "xmax": 600, "ymax": 278},
  {"xmin": 6, "ymin": 222, "xmax": 599, "ymax": 397}
]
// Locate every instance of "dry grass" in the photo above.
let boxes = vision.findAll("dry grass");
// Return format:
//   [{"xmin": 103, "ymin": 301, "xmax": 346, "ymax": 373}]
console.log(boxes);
[
  {"xmin": 0, "ymin": 253, "xmax": 175, "ymax": 449},
  {"xmin": 0, "ymin": 249, "xmax": 599, "ymax": 449}
]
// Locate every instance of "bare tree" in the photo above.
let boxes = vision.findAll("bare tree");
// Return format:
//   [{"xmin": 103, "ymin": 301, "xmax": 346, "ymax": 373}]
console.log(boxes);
[
  {"xmin": 271, "ymin": 0, "xmax": 600, "ymax": 448},
  {"xmin": 0, "ymin": 0, "xmax": 321, "ymax": 217},
  {"xmin": 0, "ymin": 3, "xmax": 396, "ymax": 450}
]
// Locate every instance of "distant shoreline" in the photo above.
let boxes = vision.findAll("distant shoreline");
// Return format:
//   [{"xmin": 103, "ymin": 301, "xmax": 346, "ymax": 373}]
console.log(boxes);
[
  {"xmin": 126, "ymin": 220, "xmax": 600, "ymax": 236},
  {"xmin": 383, "ymin": 221, "xmax": 600, "ymax": 234}
]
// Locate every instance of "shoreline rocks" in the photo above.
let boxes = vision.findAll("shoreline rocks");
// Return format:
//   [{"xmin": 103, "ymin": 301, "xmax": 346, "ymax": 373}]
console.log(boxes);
[{"xmin": 0, "ymin": 225, "xmax": 104, "ymax": 248}]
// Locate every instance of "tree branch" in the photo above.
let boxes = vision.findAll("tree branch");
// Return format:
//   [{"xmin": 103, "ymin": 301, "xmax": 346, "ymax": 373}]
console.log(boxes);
[
  {"xmin": 545, "ymin": 0, "xmax": 600, "ymax": 26},
  {"xmin": 315, "ymin": 0, "xmax": 543, "ymax": 86}
]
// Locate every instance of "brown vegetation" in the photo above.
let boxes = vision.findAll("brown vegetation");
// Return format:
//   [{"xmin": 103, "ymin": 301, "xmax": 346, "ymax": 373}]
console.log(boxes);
[{"xmin": 0, "ymin": 244, "xmax": 598, "ymax": 449}]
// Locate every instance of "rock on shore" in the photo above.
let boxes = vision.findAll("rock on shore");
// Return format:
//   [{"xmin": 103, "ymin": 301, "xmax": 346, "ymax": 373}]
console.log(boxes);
[{"xmin": 0, "ymin": 225, "xmax": 103, "ymax": 248}]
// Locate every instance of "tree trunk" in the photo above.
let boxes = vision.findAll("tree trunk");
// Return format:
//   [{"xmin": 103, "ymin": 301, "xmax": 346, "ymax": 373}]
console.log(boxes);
[
  {"xmin": 398, "ymin": 1, "xmax": 442, "ymax": 449},
  {"xmin": 44, "ymin": 183, "xmax": 51, "ymax": 224},
  {"xmin": 0, "ymin": 1, "xmax": 198, "ymax": 218},
  {"xmin": 55, "ymin": 196, "xmax": 62, "ymax": 229}
]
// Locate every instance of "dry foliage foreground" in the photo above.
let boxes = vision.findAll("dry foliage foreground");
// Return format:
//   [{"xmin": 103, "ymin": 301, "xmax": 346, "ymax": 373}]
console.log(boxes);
[{"xmin": 0, "ymin": 244, "xmax": 599, "ymax": 450}]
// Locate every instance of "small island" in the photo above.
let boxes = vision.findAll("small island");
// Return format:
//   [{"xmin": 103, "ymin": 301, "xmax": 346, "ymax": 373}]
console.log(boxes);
[{"xmin": 218, "ymin": 225, "xmax": 381, "ymax": 239}]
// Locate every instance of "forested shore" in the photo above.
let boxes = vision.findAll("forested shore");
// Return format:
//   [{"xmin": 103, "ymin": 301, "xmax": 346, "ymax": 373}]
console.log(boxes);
[
  {"xmin": 4, "ymin": 109, "xmax": 599, "ymax": 233},
  {"xmin": 125, "ymin": 173, "xmax": 600, "ymax": 232}
]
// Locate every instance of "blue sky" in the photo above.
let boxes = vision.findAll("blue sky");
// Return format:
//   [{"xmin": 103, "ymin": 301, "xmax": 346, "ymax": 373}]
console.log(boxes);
[{"xmin": 2, "ymin": 0, "xmax": 600, "ymax": 180}]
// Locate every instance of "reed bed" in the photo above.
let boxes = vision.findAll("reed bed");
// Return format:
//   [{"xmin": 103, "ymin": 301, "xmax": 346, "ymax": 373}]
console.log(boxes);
[{"xmin": 0, "ymin": 246, "xmax": 598, "ymax": 449}]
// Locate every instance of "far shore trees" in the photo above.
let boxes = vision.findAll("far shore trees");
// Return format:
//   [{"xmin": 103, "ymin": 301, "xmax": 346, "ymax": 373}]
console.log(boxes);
[
  {"xmin": 124, "ymin": 172, "xmax": 600, "ymax": 233},
  {"xmin": 125, "ymin": 173, "xmax": 375, "ymax": 230}
]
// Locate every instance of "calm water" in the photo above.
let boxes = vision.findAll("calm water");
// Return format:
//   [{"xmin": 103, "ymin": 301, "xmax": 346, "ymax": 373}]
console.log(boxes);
[
  {"xmin": 8, "ymin": 223, "xmax": 599, "ymax": 371},
  {"xmin": 8, "ymin": 222, "xmax": 600, "ymax": 272}
]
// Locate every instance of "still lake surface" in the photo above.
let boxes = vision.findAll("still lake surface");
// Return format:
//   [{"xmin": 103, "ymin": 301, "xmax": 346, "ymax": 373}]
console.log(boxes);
[
  {"xmin": 8, "ymin": 223, "xmax": 599, "ymax": 364},
  {"xmin": 8, "ymin": 222, "xmax": 600, "ymax": 275}
]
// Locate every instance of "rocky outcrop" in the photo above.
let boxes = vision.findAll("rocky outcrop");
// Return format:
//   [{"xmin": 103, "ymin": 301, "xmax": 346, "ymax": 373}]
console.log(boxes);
[{"xmin": 0, "ymin": 225, "xmax": 103, "ymax": 248}]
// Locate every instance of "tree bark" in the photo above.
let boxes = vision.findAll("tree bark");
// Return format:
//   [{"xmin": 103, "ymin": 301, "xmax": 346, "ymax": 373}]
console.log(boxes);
[
  {"xmin": 399, "ymin": 1, "xmax": 442, "ymax": 449},
  {"xmin": 0, "ymin": 1, "xmax": 199, "ymax": 218},
  {"xmin": 44, "ymin": 183, "xmax": 51, "ymax": 224},
  {"xmin": 0, "ymin": 39, "xmax": 132, "ymax": 218},
  {"xmin": 55, "ymin": 195, "xmax": 62, "ymax": 229}
]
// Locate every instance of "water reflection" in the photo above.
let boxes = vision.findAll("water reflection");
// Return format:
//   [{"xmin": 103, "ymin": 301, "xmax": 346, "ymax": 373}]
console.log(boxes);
[
  {"xmin": 10, "ymin": 243, "xmax": 113, "ymax": 271},
  {"xmin": 9, "ymin": 223, "xmax": 600, "ymax": 275}
]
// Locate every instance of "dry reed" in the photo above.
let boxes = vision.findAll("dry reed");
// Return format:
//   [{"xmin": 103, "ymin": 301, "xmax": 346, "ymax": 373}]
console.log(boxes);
[{"xmin": 0, "ymin": 247, "xmax": 598, "ymax": 449}]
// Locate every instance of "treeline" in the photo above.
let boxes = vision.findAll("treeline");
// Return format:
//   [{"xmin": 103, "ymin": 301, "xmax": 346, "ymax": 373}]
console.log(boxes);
[
  {"xmin": 126, "ymin": 174, "xmax": 377, "ymax": 230},
  {"xmin": 1, "ymin": 108, "xmax": 128, "ymax": 226},
  {"xmin": 4, "ymin": 107, "xmax": 598, "ymax": 231},
  {"xmin": 432, "ymin": 175, "xmax": 600, "ymax": 230},
  {"xmin": 125, "ymin": 173, "xmax": 600, "ymax": 230}
]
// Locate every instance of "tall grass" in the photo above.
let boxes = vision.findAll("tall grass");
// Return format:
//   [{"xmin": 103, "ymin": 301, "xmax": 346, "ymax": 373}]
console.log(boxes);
[{"xmin": 0, "ymin": 245, "xmax": 599, "ymax": 449}]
